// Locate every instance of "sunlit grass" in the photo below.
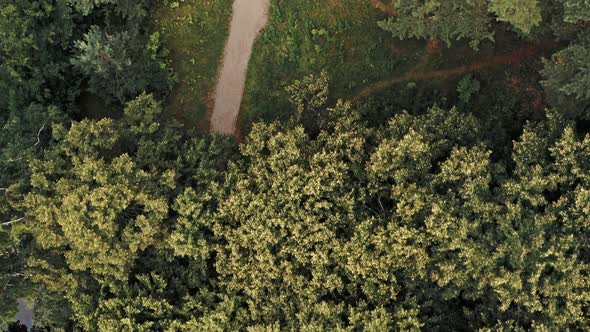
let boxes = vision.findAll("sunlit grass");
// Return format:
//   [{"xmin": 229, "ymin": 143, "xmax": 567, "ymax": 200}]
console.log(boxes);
[
  {"xmin": 241, "ymin": 0, "xmax": 423, "ymax": 133},
  {"xmin": 153, "ymin": 0, "xmax": 232, "ymax": 130}
]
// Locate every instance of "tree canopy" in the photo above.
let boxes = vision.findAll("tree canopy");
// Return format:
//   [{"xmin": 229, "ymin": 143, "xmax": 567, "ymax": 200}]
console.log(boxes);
[
  {"xmin": 2, "ymin": 0, "xmax": 590, "ymax": 330},
  {"xmin": 378, "ymin": 0, "xmax": 577, "ymax": 48}
]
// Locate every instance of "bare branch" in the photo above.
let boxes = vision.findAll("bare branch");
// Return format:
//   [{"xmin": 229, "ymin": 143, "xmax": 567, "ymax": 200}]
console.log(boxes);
[
  {"xmin": 34, "ymin": 121, "xmax": 47, "ymax": 147},
  {"xmin": 378, "ymin": 196, "xmax": 385, "ymax": 212},
  {"xmin": 6, "ymin": 273, "xmax": 25, "ymax": 278},
  {"xmin": 1, "ymin": 121, "xmax": 47, "ymax": 165},
  {"xmin": 365, "ymin": 205, "xmax": 379, "ymax": 216},
  {"xmin": 1, "ymin": 217, "xmax": 26, "ymax": 228}
]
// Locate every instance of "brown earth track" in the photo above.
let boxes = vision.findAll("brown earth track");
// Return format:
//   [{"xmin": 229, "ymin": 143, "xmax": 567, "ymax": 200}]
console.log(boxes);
[
  {"xmin": 369, "ymin": 0, "xmax": 398, "ymax": 16},
  {"xmin": 354, "ymin": 43, "xmax": 550, "ymax": 101}
]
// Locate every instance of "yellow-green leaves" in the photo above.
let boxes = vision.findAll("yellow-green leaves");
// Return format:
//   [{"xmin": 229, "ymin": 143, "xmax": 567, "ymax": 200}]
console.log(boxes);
[
  {"xmin": 22, "ymin": 94, "xmax": 232, "ymax": 329},
  {"xmin": 124, "ymin": 93, "xmax": 162, "ymax": 135},
  {"xmin": 26, "ymin": 135, "xmax": 170, "ymax": 281},
  {"xmin": 488, "ymin": 0, "xmax": 542, "ymax": 33}
]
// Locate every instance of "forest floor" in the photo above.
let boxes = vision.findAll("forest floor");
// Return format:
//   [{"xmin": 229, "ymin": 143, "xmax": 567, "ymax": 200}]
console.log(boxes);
[
  {"xmin": 157, "ymin": 0, "xmax": 554, "ymax": 135},
  {"xmin": 240, "ymin": 0, "xmax": 417, "ymax": 133},
  {"xmin": 209, "ymin": 0, "xmax": 271, "ymax": 135},
  {"xmin": 353, "ymin": 43, "xmax": 552, "ymax": 101},
  {"xmin": 238, "ymin": 0, "xmax": 555, "ymax": 133}
]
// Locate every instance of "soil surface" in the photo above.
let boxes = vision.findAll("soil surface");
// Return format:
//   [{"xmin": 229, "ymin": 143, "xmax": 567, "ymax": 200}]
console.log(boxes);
[
  {"xmin": 210, "ymin": 0, "xmax": 270, "ymax": 135},
  {"xmin": 369, "ymin": 0, "xmax": 399, "ymax": 15},
  {"xmin": 354, "ymin": 43, "xmax": 551, "ymax": 101}
]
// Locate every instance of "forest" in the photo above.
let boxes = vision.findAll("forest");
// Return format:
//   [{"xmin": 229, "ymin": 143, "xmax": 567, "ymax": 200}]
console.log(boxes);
[{"xmin": 1, "ymin": 0, "xmax": 590, "ymax": 331}]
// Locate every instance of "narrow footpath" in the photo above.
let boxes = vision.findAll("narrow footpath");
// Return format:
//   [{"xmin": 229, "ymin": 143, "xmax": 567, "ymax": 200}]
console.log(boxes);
[
  {"xmin": 210, "ymin": 0, "xmax": 271, "ymax": 135},
  {"xmin": 354, "ymin": 43, "xmax": 551, "ymax": 101}
]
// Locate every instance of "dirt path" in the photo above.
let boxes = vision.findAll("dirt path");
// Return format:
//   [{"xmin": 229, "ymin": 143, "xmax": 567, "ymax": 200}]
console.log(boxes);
[
  {"xmin": 16, "ymin": 299, "xmax": 33, "ymax": 329},
  {"xmin": 369, "ymin": 0, "xmax": 398, "ymax": 15},
  {"xmin": 210, "ymin": 0, "xmax": 271, "ymax": 135},
  {"xmin": 354, "ymin": 43, "xmax": 550, "ymax": 101}
]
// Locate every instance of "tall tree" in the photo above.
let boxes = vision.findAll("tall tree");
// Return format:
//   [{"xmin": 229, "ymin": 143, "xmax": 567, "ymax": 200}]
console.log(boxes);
[
  {"xmin": 378, "ymin": 0, "xmax": 494, "ymax": 48},
  {"xmin": 215, "ymin": 100, "xmax": 374, "ymax": 330},
  {"xmin": 488, "ymin": 0, "xmax": 542, "ymax": 33},
  {"xmin": 213, "ymin": 84, "xmax": 590, "ymax": 329},
  {"xmin": 21, "ymin": 94, "xmax": 235, "ymax": 329},
  {"xmin": 72, "ymin": 26, "xmax": 173, "ymax": 105},
  {"xmin": 378, "ymin": 0, "xmax": 551, "ymax": 47},
  {"xmin": 539, "ymin": 0, "xmax": 590, "ymax": 119},
  {"xmin": 67, "ymin": 0, "xmax": 148, "ymax": 19},
  {"xmin": 0, "ymin": 1, "xmax": 76, "ymax": 324},
  {"xmin": 563, "ymin": 0, "xmax": 590, "ymax": 23},
  {"xmin": 541, "ymin": 42, "xmax": 590, "ymax": 118}
]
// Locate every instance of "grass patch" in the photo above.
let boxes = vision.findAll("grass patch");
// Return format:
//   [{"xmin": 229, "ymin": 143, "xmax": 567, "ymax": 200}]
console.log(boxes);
[
  {"xmin": 153, "ymin": 0, "xmax": 232, "ymax": 130},
  {"xmin": 241, "ymin": 0, "xmax": 424, "ymax": 132}
]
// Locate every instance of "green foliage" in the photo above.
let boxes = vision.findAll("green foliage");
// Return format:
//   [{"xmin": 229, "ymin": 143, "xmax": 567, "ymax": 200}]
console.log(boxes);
[
  {"xmin": 0, "ymin": 2, "xmax": 77, "ymax": 322},
  {"xmin": 457, "ymin": 75, "xmax": 481, "ymax": 103},
  {"xmin": 20, "ymin": 94, "xmax": 235, "ymax": 329},
  {"xmin": 72, "ymin": 26, "xmax": 173, "ymax": 105},
  {"xmin": 242, "ymin": 0, "xmax": 415, "ymax": 132},
  {"xmin": 378, "ymin": 0, "xmax": 560, "ymax": 47},
  {"xmin": 0, "ymin": 2, "xmax": 34, "ymax": 74},
  {"xmin": 0, "ymin": 0, "xmax": 206, "ymax": 323},
  {"xmin": 73, "ymin": 27, "xmax": 133, "ymax": 76},
  {"xmin": 67, "ymin": 0, "xmax": 148, "ymax": 19},
  {"xmin": 563, "ymin": 0, "xmax": 590, "ymax": 23},
  {"xmin": 541, "ymin": 43, "xmax": 590, "ymax": 118},
  {"xmin": 379, "ymin": 0, "xmax": 494, "ymax": 49},
  {"xmin": 0, "ymin": 233, "xmax": 26, "ymax": 326},
  {"xmin": 67, "ymin": 0, "xmax": 113, "ymax": 15},
  {"xmin": 152, "ymin": 0, "xmax": 232, "ymax": 128},
  {"xmin": 542, "ymin": 44, "xmax": 590, "ymax": 100},
  {"xmin": 488, "ymin": 0, "xmax": 542, "ymax": 33},
  {"xmin": 215, "ymin": 101, "xmax": 371, "ymax": 329},
  {"xmin": 5, "ymin": 81, "xmax": 590, "ymax": 330},
  {"xmin": 0, "ymin": 0, "xmax": 75, "ymax": 107},
  {"xmin": 216, "ymin": 102, "xmax": 590, "ymax": 330},
  {"xmin": 3, "ymin": 0, "xmax": 590, "ymax": 329},
  {"xmin": 286, "ymin": 70, "xmax": 330, "ymax": 133},
  {"xmin": 287, "ymin": 70, "xmax": 330, "ymax": 115}
]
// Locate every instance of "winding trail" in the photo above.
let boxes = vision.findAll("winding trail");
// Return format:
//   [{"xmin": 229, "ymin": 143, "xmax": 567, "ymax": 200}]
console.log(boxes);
[
  {"xmin": 363, "ymin": 0, "xmax": 552, "ymax": 102},
  {"xmin": 210, "ymin": 0, "xmax": 271, "ymax": 135},
  {"xmin": 354, "ymin": 43, "xmax": 551, "ymax": 101}
]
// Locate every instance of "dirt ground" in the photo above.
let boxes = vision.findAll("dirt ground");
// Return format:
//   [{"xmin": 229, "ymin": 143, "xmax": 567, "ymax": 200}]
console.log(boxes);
[{"xmin": 209, "ymin": 0, "xmax": 270, "ymax": 135}]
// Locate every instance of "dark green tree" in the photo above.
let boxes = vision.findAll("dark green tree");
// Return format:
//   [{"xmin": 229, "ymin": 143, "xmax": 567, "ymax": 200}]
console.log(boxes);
[
  {"xmin": 72, "ymin": 26, "xmax": 173, "ymax": 105},
  {"xmin": 378, "ymin": 0, "xmax": 494, "ymax": 48},
  {"xmin": 0, "ymin": 1, "xmax": 76, "ymax": 324},
  {"xmin": 541, "ymin": 41, "xmax": 590, "ymax": 119},
  {"xmin": 67, "ymin": 0, "xmax": 148, "ymax": 19},
  {"xmin": 378, "ymin": 0, "xmax": 558, "ymax": 48}
]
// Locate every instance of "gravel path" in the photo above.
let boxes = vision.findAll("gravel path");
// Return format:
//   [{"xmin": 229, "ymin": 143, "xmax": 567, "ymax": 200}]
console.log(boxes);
[
  {"xmin": 210, "ymin": 0, "xmax": 271, "ymax": 135},
  {"xmin": 16, "ymin": 299, "xmax": 33, "ymax": 328}
]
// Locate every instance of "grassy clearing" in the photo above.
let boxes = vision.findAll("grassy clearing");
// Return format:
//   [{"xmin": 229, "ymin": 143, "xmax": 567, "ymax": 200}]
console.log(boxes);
[
  {"xmin": 240, "ymin": 0, "xmax": 425, "ymax": 132},
  {"xmin": 153, "ymin": 0, "xmax": 232, "ymax": 130}
]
